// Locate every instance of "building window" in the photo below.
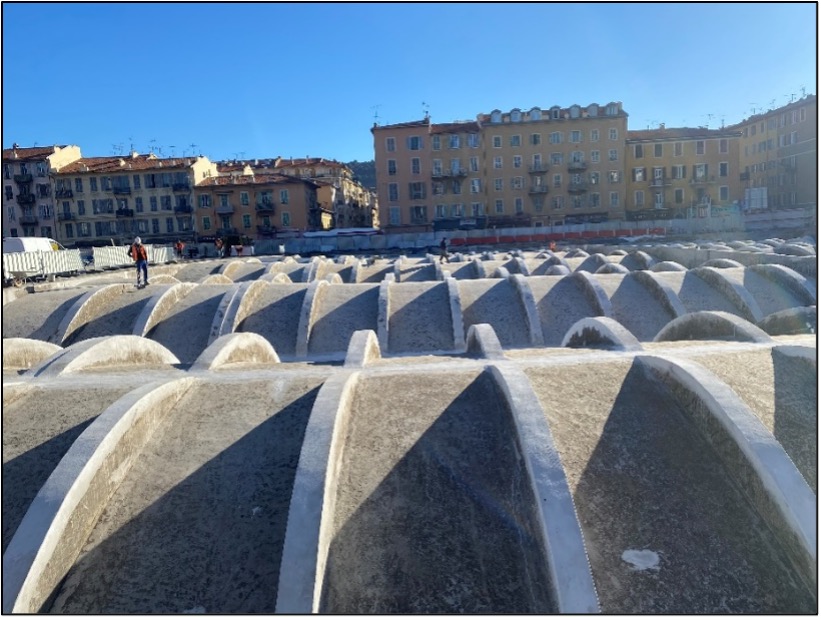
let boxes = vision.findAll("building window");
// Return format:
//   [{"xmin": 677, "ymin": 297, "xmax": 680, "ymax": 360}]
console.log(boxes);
[
  {"xmin": 386, "ymin": 137, "xmax": 396, "ymax": 152},
  {"xmin": 409, "ymin": 182, "xmax": 426, "ymax": 199},
  {"xmin": 671, "ymin": 164, "xmax": 685, "ymax": 179},
  {"xmin": 495, "ymin": 199, "xmax": 504, "ymax": 214},
  {"xmin": 512, "ymin": 176, "xmax": 523, "ymax": 190},
  {"xmin": 468, "ymin": 133, "xmax": 479, "ymax": 148},
  {"xmin": 281, "ymin": 212, "xmax": 291, "ymax": 227},
  {"xmin": 552, "ymin": 196, "xmax": 564, "ymax": 210},
  {"xmin": 608, "ymin": 170, "xmax": 621, "ymax": 183},
  {"xmin": 719, "ymin": 138, "xmax": 728, "ymax": 154},
  {"xmin": 199, "ymin": 194, "xmax": 210, "ymax": 208},
  {"xmin": 549, "ymin": 132, "xmax": 562, "ymax": 144},
  {"xmin": 240, "ymin": 191, "xmax": 249, "ymax": 205},
  {"xmin": 386, "ymin": 182, "xmax": 399, "ymax": 202},
  {"xmin": 432, "ymin": 159, "xmax": 443, "ymax": 175},
  {"xmin": 590, "ymin": 192, "xmax": 600, "ymax": 207},
  {"xmin": 693, "ymin": 163, "xmax": 707, "ymax": 180},
  {"xmin": 451, "ymin": 203, "xmax": 464, "ymax": 217},
  {"xmin": 389, "ymin": 206, "xmax": 401, "ymax": 225},
  {"xmin": 570, "ymin": 130, "xmax": 582, "ymax": 144},
  {"xmin": 653, "ymin": 192, "xmax": 664, "ymax": 208},
  {"xmin": 411, "ymin": 158, "xmax": 421, "ymax": 174},
  {"xmin": 449, "ymin": 134, "xmax": 460, "ymax": 149},
  {"xmin": 242, "ymin": 214, "xmax": 251, "ymax": 228},
  {"xmin": 132, "ymin": 174, "xmax": 141, "ymax": 190},
  {"xmin": 609, "ymin": 128, "xmax": 618, "ymax": 141},
  {"xmin": 609, "ymin": 192, "xmax": 619, "ymax": 207},
  {"xmin": 492, "ymin": 136, "xmax": 502, "ymax": 148},
  {"xmin": 696, "ymin": 140, "xmax": 705, "ymax": 155},
  {"xmin": 653, "ymin": 143, "xmax": 662, "ymax": 157},
  {"xmin": 553, "ymin": 174, "xmax": 562, "ymax": 188},
  {"xmin": 4, "ymin": 185, "xmax": 12, "ymax": 200},
  {"xmin": 135, "ymin": 197, "xmax": 143, "ymax": 212},
  {"xmin": 510, "ymin": 135, "xmax": 521, "ymax": 147},
  {"xmin": 633, "ymin": 167, "xmax": 645, "ymax": 182},
  {"xmin": 164, "ymin": 217, "xmax": 174, "ymax": 233},
  {"xmin": 608, "ymin": 149, "xmax": 618, "ymax": 161},
  {"xmin": 590, "ymin": 129, "xmax": 599, "ymax": 142},
  {"xmin": 494, "ymin": 178, "xmax": 503, "ymax": 191},
  {"xmin": 77, "ymin": 200, "xmax": 85, "ymax": 215},
  {"xmin": 89, "ymin": 177, "xmax": 98, "ymax": 191},
  {"xmin": 719, "ymin": 162, "xmax": 728, "ymax": 177},
  {"xmin": 513, "ymin": 156, "xmax": 522, "ymax": 168},
  {"xmin": 452, "ymin": 180, "xmax": 462, "ymax": 195},
  {"xmin": 161, "ymin": 196, "xmax": 172, "ymax": 210},
  {"xmin": 634, "ymin": 144, "xmax": 644, "ymax": 158},
  {"xmin": 71, "ymin": 177, "xmax": 82, "ymax": 193},
  {"xmin": 469, "ymin": 156, "xmax": 479, "ymax": 172},
  {"xmin": 590, "ymin": 150, "xmax": 600, "ymax": 163},
  {"xmin": 674, "ymin": 188, "xmax": 683, "ymax": 204},
  {"xmin": 514, "ymin": 198, "xmax": 523, "ymax": 214},
  {"xmin": 435, "ymin": 204, "xmax": 447, "ymax": 218},
  {"xmin": 720, "ymin": 186, "xmax": 729, "ymax": 201},
  {"xmin": 470, "ymin": 178, "xmax": 481, "ymax": 193},
  {"xmin": 407, "ymin": 136, "xmax": 422, "ymax": 150},
  {"xmin": 432, "ymin": 181, "xmax": 445, "ymax": 195},
  {"xmin": 589, "ymin": 171, "xmax": 600, "ymax": 185},
  {"xmin": 150, "ymin": 196, "xmax": 158, "ymax": 211},
  {"xmin": 530, "ymin": 133, "xmax": 541, "ymax": 145},
  {"xmin": 387, "ymin": 159, "xmax": 397, "ymax": 175},
  {"xmin": 494, "ymin": 156, "xmax": 503, "ymax": 169}
]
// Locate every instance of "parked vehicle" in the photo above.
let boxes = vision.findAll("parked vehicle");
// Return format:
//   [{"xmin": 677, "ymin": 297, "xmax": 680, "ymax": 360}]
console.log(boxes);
[{"xmin": 2, "ymin": 236, "xmax": 66, "ymax": 253}]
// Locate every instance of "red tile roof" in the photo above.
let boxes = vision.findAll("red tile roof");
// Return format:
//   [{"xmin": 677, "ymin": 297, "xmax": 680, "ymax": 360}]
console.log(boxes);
[
  {"xmin": 196, "ymin": 174, "xmax": 318, "ymax": 188},
  {"xmin": 371, "ymin": 119, "xmax": 430, "ymax": 131},
  {"xmin": 429, "ymin": 121, "xmax": 481, "ymax": 135},
  {"xmin": 57, "ymin": 154, "xmax": 199, "ymax": 174},
  {"xmin": 2, "ymin": 146, "xmax": 64, "ymax": 162}
]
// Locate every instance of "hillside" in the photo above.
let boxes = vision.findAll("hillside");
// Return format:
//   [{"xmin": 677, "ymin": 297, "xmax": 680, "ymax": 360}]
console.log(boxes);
[{"xmin": 345, "ymin": 160, "xmax": 376, "ymax": 189}]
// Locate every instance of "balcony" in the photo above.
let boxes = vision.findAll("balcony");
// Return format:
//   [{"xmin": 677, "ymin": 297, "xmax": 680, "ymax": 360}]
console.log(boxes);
[
  {"xmin": 215, "ymin": 204, "xmax": 235, "ymax": 215},
  {"xmin": 216, "ymin": 227, "xmax": 237, "ymax": 236},
  {"xmin": 689, "ymin": 175, "xmax": 716, "ymax": 185},
  {"xmin": 115, "ymin": 208, "xmax": 135, "ymax": 218},
  {"xmin": 174, "ymin": 205, "xmax": 193, "ymax": 214},
  {"xmin": 57, "ymin": 212, "xmax": 76, "ymax": 221},
  {"xmin": 649, "ymin": 178, "xmax": 671, "ymax": 187},
  {"xmin": 55, "ymin": 188, "xmax": 74, "ymax": 199},
  {"xmin": 112, "ymin": 186, "xmax": 131, "ymax": 195},
  {"xmin": 13, "ymin": 173, "xmax": 32, "ymax": 184},
  {"xmin": 528, "ymin": 163, "xmax": 549, "ymax": 173},
  {"xmin": 740, "ymin": 172, "xmax": 750, "ymax": 181},
  {"xmin": 16, "ymin": 193, "xmax": 36, "ymax": 205},
  {"xmin": 257, "ymin": 225, "xmax": 276, "ymax": 236},
  {"xmin": 528, "ymin": 185, "xmax": 549, "ymax": 194},
  {"xmin": 19, "ymin": 214, "xmax": 38, "ymax": 225},
  {"xmin": 568, "ymin": 181, "xmax": 590, "ymax": 194},
  {"xmin": 255, "ymin": 202, "xmax": 275, "ymax": 214},
  {"xmin": 431, "ymin": 169, "xmax": 468, "ymax": 179},
  {"xmin": 567, "ymin": 161, "xmax": 588, "ymax": 172},
  {"xmin": 173, "ymin": 183, "xmax": 191, "ymax": 192}
]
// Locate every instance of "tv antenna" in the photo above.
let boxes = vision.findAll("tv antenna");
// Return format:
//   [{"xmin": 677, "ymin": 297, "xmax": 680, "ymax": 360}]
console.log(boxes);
[
  {"xmin": 768, "ymin": 99, "xmax": 776, "ymax": 111},
  {"xmin": 189, "ymin": 143, "xmax": 198, "ymax": 156},
  {"xmin": 371, "ymin": 104, "xmax": 382, "ymax": 125},
  {"xmin": 128, "ymin": 136, "xmax": 134, "ymax": 153},
  {"xmin": 704, "ymin": 113, "xmax": 714, "ymax": 128},
  {"xmin": 720, "ymin": 115, "xmax": 725, "ymax": 129},
  {"xmin": 422, "ymin": 101, "xmax": 430, "ymax": 118},
  {"xmin": 169, "ymin": 145, "xmax": 176, "ymax": 158},
  {"xmin": 149, "ymin": 139, "xmax": 157, "ymax": 154},
  {"xmin": 749, "ymin": 103, "xmax": 758, "ymax": 116},
  {"xmin": 112, "ymin": 143, "xmax": 123, "ymax": 155},
  {"xmin": 800, "ymin": 85, "xmax": 806, "ymax": 98}
]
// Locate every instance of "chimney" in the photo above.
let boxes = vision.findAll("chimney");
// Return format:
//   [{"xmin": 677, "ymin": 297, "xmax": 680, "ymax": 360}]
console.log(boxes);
[{"xmin": 659, "ymin": 122, "xmax": 665, "ymax": 130}]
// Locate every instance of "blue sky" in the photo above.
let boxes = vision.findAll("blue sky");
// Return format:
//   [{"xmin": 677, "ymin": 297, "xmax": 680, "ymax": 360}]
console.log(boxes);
[{"xmin": 2, "ymin": 2, "xmax": 817, "ymax": 163}]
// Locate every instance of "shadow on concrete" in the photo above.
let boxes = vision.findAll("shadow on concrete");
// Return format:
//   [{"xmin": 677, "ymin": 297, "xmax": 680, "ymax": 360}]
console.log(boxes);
[
  {"xmin": 62, "ymin": 295, "xmax": 152, "ymax": 346},
  {"xmin": 609, "ymin": 273, "xmax": 675, "ymax": 341},
  {"xmin": 308, "ymin": 287, "xmax": 379, "ymax": 356},
  {"xmin": 677, "ymin": 272, "xmax": 740, "ymax": 315},
  {"xmin": 2, "ymin": 417, "xmax": 97, "ymax": 553},
  {"xmin": 146, "ymin": 290, "xmax": 227, "ymax": 363},
  {"xmin": 460, "ymin": 280, "xmax": 530, "ymax": 348},
  {"xmin": 572, "ymin": 360, "xmax": 815, "ymax": 613},
  {"xmin": 47, "ymin": 387, "xmax": 319, "ymax": 614},
  {"xmin": 388, "ymin": 283, "xmax": 454, "ymax": 354},
  {"xmin": 771, "ymin": 349, "xmax": 817, "ymax": 493},
  {"xmin": 238, "ymin": 288, "xmax": 307, "ymax": 358},
  {"xmin": 2, "ymin": 291, "xmax": 87, "ymax": 342},
  {"xmin": 534, "ymin": 276, "xmax": 596, "ymax": 346},
  {"xmin": 231, "ymin": 266, "xmax": 267, "ymax": 282},
  {"xmin": 358, "ymin": 265, "xmax": 393, "ymax": 283},
  {"xmin": 320, "ymin": 373, "xmax": 555, "ymax": 613}
]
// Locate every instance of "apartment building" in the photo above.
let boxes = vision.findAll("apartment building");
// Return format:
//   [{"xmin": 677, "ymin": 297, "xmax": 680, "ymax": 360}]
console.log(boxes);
[
  {"xmin": 729, "ymin": 94, "xmax": 817, "ymax": 211},
  {"xmin": 193, "ymin": 173, "xmax": 319, "ymax": 240},
  {"xmin": 2, "ymin": 144, "xmax": 81, "ymax": 239},
  {"xmin": 624, "ymin": 127, "xmax": 742, "ymax": 220},
  {"xmin": 51, "ymin": 153, "xmax": 218, "ymax": 247},
  {"xmin": 371, "ymin": 102, "xmax": 629, "ymax": 231}
]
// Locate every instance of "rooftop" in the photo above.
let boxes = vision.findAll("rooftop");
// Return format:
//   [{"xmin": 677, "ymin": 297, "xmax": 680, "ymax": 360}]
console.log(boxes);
[{"xmin": 58, "ymin": 153, "xmax": 202, "ymax": 174}]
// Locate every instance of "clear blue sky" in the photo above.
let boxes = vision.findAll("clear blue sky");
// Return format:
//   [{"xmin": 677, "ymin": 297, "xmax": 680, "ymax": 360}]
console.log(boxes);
[{"xmin": 2, "ymin": 2, "xmax": 817, "ymax": 163}]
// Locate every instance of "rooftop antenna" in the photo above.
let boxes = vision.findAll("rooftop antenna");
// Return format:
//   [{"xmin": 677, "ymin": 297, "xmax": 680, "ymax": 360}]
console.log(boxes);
[
  {"xmin": 128, "ymin": 136, "xmax": 134, "ymax": 153},
  {"xmin": 169, "ymin": 145, "xmax": 176, "ymax": 158},
  {"xmin": 749, "ymin": 103, "xmax": 758, "ymax": 116},
  {"xmin": 800, "ymin": 85, "xmax": 806, "ymax": 98},
  {"xmin": 768, "ymin": 99, "xmax": 776, "ymax": 111},
  {"xmin": 422, "ymin": 101, "xmax": 430, "ymax": 119},
  {"xmin": 720, "ymin": 115, "xmax": 725, "ymax": 129},
  {"xmin": 705, "ymin": 113, "xmax": 714, "ymax": 128},
  {"xmin": 149, "ymin": 139, "xmax": 157, "ymax": 154},
  {"xmin": 112, "ymin": 144, "xmax": 123, "ymax": 155},
  {"xmin": 371, "ymin": 104, "xmax": 382, "ymax": 125},
  {"xmin": 238, "ymin": 151, "xmax": 245, "ymax": 160},
  {"xmin": 788, "ymin": 93, "xmax": 796, "ymax": 103},
  {"xmin": 189, "ymin": 143, "xmax": 198, "ymax": 156}
]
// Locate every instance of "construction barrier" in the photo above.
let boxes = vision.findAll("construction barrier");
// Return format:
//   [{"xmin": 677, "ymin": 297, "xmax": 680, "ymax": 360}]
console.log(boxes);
[{"xmin": 2, "ymin": 250, "xmax": 84, "ymax": 283}]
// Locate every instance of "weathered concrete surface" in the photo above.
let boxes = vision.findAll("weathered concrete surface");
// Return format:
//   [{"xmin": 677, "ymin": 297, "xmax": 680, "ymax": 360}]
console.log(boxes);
[
  {"xmin": 591, "ymin": 273, "xmax": 675, "ymax": 341},
  {"xmin": 689, "ymin": 347, "xmax": 817, "ymax": 493},
  {"xmin": 387, "ymin": 281, "xmax": 453, "ymax": 354},
  {"xmin": 2, "ymin": 288, "xmax": 89, "ymax": 343},
  {"xmin": 458, "ymin": 279, "xmax": 530, "ymax": 347},
  {"xmin": 322, "ymin": 371, "xmax": 555, "ymax": 613},
  {"xmin": 649, "ymin": 271, "xmax": 747, "ymax": 316},
  {"xmin": 655, "ymin": 311, "xmax": 772, "ymax": 344},
  {"xmin": 49, "ymin": 377, "xmax": 323, "ymax": 614},
  {"xmin": 61, "ymin": 285, "xmax": 158, "ymax": 345},
  {"xmin": 758, "ymin": 305, "xmax": 817, "ymax": 335},
  {"xmin": 525, "ymin": 360, "xmax": 815, "ymax": 613},
  {"xmin": 236, "ymin": 284, "xmax": 308, "ymax": 359},
  {"xmin": 1, "ymin": 338, "xmax": 62, "ymax": 370},
  {"xmin": 170, "ymin": 261, "xmax": 224, "ymax": 282},
  {"xmin": 308, "ymin": 284, "xmax": 379, "ymax": 358},
  {"xmin": 527, "ymin": 276, "xmax": 599, "ymax": 346},
  {"xmin": 2, "ymin": 384, "xmax": 136, "ymax": 553},
  {"xmin": 146, "ymin": 284, "xmax": 232, "ymax": 363}
]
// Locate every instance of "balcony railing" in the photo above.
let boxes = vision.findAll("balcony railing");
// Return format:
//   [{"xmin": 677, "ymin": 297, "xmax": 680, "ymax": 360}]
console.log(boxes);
[
  {"xmin": 528, "ymin": 163, "xmax": 549, "ymax": 173},
  {"xmin": 215, "ymin": 204, "xmax": 235, "ymax": 214},
  {"xmin": 528, "ymin": 185, "xmax": 549, "ymax": 194},
  {"xmin": 57, "ymin": 212, "xmax": 76, "ymax": 221},
  {"xmin": 257, "ymin": 225, "xmax": 276, "ymax": 236},
  {"xmin": 173, "ymin": 183, "xmax": 191, "ymax": 192},
  {"xmin": 13, "ymin": 173, "xmax": 32, "ymax": 184},
  {"xmin": 567, "ymin": 161, "xmax": 588, "ymax": 172},
  {"xmin": 431, "ymin": 169, "xmax": 468, "ymax": 179},
  {"xmin": 255, "ymin": 202, "xmax": 275, "ymax": 214},
  {"xmin": 16, "ymin": 193, "xmax": 36, "ymax": 205},
  {"xmin": 115, "ymin": 208, "xmax": 135, "ymax": 218},
  {"xmin": 740, "ymin": 172, "xmax": 750, "ymax": 181},
  {"xmin": 19, "ymin": 214, "xmax": 38, "ymax": 225},
  {"xmin": 112, "ymin": 186, "xmax": 131, "ymax": 195},
  {"xmin": 649, "ymin": 178, "xmax": 671, "ymax": 187},
  {"xmin": 568, "ymin": 181, "xmax": 590, "ymax": 193},
  {"xmin": 689, "ymin": 175, "xmax": 716, "ymax": 185},
  {"xmin": 174, "ymin": 205, "xmax": 193, "ymax": 213}
]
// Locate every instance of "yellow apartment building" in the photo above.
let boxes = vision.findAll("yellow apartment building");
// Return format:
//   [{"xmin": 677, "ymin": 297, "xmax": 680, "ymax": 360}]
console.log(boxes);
[
  {"xmin": 193, "ymin": 173, "xmax": 320, "ymax": 240},
  {"xmin": 371, "ymin": 102, "xmax": 629, "ymax": 231},
  {"xmin": 2, "ymin": 144, "xmax": 81, "ymax": 239},
  {"xmin": 729, "ymin": 94, "xmax": 816, "ymax": 211},
  {"xmin": 624, "ymin": 127, "xmax": 742, "ymax": 220}
]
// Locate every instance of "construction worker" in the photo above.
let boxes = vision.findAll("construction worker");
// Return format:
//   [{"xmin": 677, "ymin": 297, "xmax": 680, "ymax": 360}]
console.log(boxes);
[{"xmin": 128, "ymin": 236, "xmax": 149, "ymax": 287}]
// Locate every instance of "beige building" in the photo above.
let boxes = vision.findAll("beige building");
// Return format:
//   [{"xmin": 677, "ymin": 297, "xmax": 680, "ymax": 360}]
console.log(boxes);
[
  {"xmin": 372, "ymin": 103, "xmax": 630, "ymax": 231},
  {"xmin": 51, "ymin": 153, "xmax": 218, "ymax": 247},
  {"xmin": 194, "ymin": 173, "xmax": 319, "ymax": 240},
  {"xmin": 2, "ymin": 144, "xmax": 81, "ymax": 240},
  {"xmin": 624, "ymin": 127, "xmax": 742, "ymax": 220},
  {"xmin": 729, "ymin": 94, "xmax": 817, "ymax": 211}
]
